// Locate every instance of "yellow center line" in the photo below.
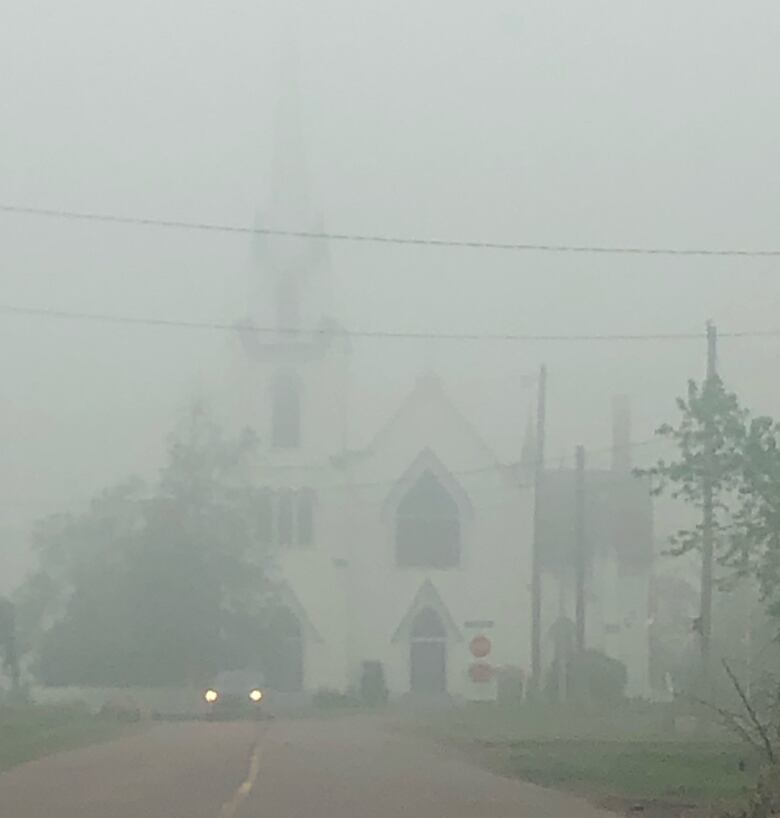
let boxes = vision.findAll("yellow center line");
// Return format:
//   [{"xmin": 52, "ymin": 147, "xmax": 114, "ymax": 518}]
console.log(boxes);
[{"xmin": 218, "ymin": 730, "xmax": 266, "ymax": 818}]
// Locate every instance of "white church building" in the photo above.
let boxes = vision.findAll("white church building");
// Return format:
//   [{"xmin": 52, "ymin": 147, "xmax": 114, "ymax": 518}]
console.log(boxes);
[{"xmin": 223, "ymin": 76, "xmax": 655, "ymax": 701}]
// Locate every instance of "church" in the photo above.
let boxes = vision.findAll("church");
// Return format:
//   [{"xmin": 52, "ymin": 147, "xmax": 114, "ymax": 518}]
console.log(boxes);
[{"xmin": 223, "ymin": 77, "xmax": 655, "ymax": 702}]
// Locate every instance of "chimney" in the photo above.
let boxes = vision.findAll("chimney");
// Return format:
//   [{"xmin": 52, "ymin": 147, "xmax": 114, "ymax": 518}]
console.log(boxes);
[{"xmin": 611, "ymin": 395, "xmax": 631, "ymax": 473}]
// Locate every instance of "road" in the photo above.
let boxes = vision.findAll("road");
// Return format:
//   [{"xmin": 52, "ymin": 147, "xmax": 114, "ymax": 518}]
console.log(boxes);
[{"xmin": 0, "ymin": 716, "xmax": 618, "ymax": 817}]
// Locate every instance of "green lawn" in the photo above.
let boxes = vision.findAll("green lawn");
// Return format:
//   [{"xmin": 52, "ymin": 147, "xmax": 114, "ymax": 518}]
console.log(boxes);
[
  {"xmin": 422, "ymin": 699, "xmax": 684, "ymax": 742},
  {"xmin": 417, "ymin": 701, "xmax": 759, "ymax": 809},
  {"xmin": 0, "ymin": 705, "xmax": 127, "ymax": 773},
  {"xmin": 501, "ymin": 739, "xmax": 756, "ymax": 803}
]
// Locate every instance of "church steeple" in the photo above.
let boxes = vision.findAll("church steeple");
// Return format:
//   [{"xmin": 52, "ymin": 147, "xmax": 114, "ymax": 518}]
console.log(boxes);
[
  {"xmin": 235, "ymin": 28, "xmax": 350, "ymax": 463},
  {"xmin": 248, "ymin": 38, "xmax": 332, "ymax": 336},
  {"xmin": 268, "ymin": 42, "xmax": 311, "ymax": 225}
]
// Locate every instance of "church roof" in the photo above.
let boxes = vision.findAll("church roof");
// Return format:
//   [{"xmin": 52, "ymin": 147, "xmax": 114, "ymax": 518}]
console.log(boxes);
[{"xmin": 367, "ymin": 371, "xmax": 503, "ymax": 467}]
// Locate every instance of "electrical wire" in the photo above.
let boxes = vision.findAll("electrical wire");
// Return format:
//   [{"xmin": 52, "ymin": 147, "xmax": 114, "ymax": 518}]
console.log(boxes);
[
  {"xmin": 3, "ymin": 202, "xmax": 780, "ymax": 257},
  {"xmin": 2, "ymin": 304, "xmax": 778, "ymax": 343},
  {"xmin": 0, "ymin": 436, "xmax": 665, "ymax": 509}
]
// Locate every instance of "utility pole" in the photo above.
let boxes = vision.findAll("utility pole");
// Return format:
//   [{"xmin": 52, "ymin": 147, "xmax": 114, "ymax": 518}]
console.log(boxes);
[
  {"xmin": 555, "ymin": 580, "xmax": 569, "ymax": 704},
  {"xmin": 531, "ymin": 364, "xmax": 547, "ymax": 692},
  {"xmin": 575, "ymin": 445, "xmax": 587, "ymax": 653},
  {"xmin": 700, "ymin": 321, "xmax": 717, "ymax": 691}
]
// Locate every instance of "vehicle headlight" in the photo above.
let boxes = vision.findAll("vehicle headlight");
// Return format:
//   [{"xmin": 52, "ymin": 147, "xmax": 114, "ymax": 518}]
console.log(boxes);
[
  {"xmin": 204, "ymin": 689, "xmax": 219, "ymax": 703},
  {"xmin": 249, "ymin": 689, "xmax": 263, "ymax": 703}
]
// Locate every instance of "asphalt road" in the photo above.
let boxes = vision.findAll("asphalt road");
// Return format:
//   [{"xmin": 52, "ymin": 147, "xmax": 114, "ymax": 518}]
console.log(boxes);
[{"xmin": 0, "ymin": 716, "xmax": 618, "ymax": 817}]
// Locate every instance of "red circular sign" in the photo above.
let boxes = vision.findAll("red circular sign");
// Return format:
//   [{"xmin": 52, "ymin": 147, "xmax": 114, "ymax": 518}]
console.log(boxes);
[
  {"xmin": 469, "ymin": 635, "xmax": 492, "ymax": 658},
  {"xmin": 469, "ymin": 662, "xmax": 494, "ymax": 683}
]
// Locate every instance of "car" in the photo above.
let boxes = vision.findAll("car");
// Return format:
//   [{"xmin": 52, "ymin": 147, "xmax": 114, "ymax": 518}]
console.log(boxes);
[{"xmin": 202, "ymin": 669, "xmax": 271, "ymax": 720}]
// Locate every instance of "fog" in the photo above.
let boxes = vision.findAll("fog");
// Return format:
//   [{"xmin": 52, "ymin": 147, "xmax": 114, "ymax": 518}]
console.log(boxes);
[{"xmin": 2, "ymin": 0, "xmax": 780, "ymax": 597}]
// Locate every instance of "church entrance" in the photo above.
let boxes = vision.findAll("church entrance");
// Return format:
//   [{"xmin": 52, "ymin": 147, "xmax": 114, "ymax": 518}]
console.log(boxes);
[
  {"xmin": 409, "ymin": 608, "xmax": 447, "ymax": 694},
  {"xmin": 264, "ymin": 608, "xmax": 304, "ymax": 692}
]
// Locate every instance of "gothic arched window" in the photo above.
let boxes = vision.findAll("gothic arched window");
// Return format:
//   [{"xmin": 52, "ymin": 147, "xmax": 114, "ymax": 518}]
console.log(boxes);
[{"xmin": 396, "ymin": 471, "xmax": 461, "ymax": 568}]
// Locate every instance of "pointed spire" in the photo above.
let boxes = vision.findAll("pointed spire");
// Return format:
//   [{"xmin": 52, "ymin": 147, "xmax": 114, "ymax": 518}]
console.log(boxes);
[
  {"xmin": 247, "ymin": 22, "xmax": 334, "ymax": 332},
  {"xmin": 268, "ymin": 35, "xmax": 312, "ymax": 226}
]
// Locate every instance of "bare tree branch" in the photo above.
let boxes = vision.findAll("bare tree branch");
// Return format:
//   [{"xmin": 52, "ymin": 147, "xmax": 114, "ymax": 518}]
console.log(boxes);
[
  {"xmin": 689, "ymin": 694, "xmax": 765, "ymax": 757},
  {"xmin": 723, "ymin": 659, "xmax": 776, "ymax": 765}
]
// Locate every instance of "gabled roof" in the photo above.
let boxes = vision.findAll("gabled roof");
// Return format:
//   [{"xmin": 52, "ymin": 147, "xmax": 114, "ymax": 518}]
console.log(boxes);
[
  {"xmin": 391, "ymin": 579, "xmax": 463, "ymax": 643},
  {"xmin": 381, "ymin": 447, "xmax": 474, "ymax": 522},
  {"xmin": 368, "ymin": 372, "xmax": 502, "ymax": 465}
]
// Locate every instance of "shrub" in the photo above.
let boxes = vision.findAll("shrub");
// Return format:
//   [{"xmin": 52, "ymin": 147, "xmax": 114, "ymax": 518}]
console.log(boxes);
[
  {"xmin": 312, "ymin": 688, "xmax": 360, "ymax": 710},
  {"xmin": 546, "ymin": 650, "xmax": 627, "ymax": 703}
]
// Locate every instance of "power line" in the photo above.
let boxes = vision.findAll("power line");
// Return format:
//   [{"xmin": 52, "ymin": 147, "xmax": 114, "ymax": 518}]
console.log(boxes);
[
  {"xmin": 0, "ymin": 437, "xmax": 666, "ymax": 510},
  {"xmin": 3, "ymin": 202, "xmax": 780, "ymax": 257},
  {"xmin": 2, "ymin": 304, "xmax": 779, "ymax": 343}
]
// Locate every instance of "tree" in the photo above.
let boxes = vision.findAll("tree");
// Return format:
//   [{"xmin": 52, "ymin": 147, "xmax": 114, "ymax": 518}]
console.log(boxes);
[
  {"xmin": 638, "ymin": 374, "xmax": 747, "ymax": 692},
  {"xmin": 639, "ymin": 376, "xmax": 747, "ymax": 558},
  {"xmin": 0, "ymin": 597, "xmax": 21, "ymax": 693},
  {"xmin": 23, "ymin": 406, "xmax": 278, "ymax": 687},
  {"xmin": 726, "ymin": 417, "xmax": 780, "ymax": 619}
]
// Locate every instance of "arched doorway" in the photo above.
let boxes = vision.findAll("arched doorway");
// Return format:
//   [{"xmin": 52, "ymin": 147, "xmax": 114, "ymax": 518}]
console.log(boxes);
[
  {"xmin": 410, "ymin": 607, "xmax": 447, "ymax": 694},
  {"xmin": 264, "ymin": 608, "xmax": 304, "ymax": 692}
]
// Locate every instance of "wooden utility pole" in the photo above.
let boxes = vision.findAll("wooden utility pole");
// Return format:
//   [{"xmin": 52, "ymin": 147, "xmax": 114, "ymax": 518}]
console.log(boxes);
[
  {"xmin": 531, "ymin": 364, "xmax": 547, "ymax": 692},
  {"xmin": 700, "ymin": 321, "xmax": 717, "ymax": 689},
  {"xmin": 575, "ymin": 445, "xmax": 587, "ymax": 653}
]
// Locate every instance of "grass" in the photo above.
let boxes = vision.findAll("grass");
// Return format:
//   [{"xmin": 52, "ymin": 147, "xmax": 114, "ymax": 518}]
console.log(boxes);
[
  {"xmin": 501, "ymin": 739, "xmax": 756, "ymax": 803},
  {"xmin": 421, "ymin": 699, "xmax": 686, "ymax": 742},
  {"xmin": 0, "ymin": 703, "xmax": 128, "ymax": 773},
  {"xmin": 417, "ymin": 700, "xmax": 760, "ymax": 810}
]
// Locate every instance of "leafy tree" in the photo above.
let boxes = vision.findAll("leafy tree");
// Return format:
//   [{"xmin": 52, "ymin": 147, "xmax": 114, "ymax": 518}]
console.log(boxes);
[
  {"xmin": 638, "ymin": 374, "xmax": 748, "ymax": 695},
  {"xmin": 0, "ymin": 597, "xmax": 21, "ymax": 692},
  {"xmin": 638, "ymin": 375, "xmax": 747, "ymax": 557},
  {"xmin": 727, "ymin": 417, "xmax": 780, "ymax": 618},
  {"xmin": 23, "ymin": 406, "xmax": 277, "ymax": 687}
]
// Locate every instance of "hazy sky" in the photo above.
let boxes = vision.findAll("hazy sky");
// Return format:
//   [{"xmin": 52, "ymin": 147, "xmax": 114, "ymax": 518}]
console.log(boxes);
[{"xmin": 2, "ymin": 1, "xmax": 780, "ymax": 587}]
